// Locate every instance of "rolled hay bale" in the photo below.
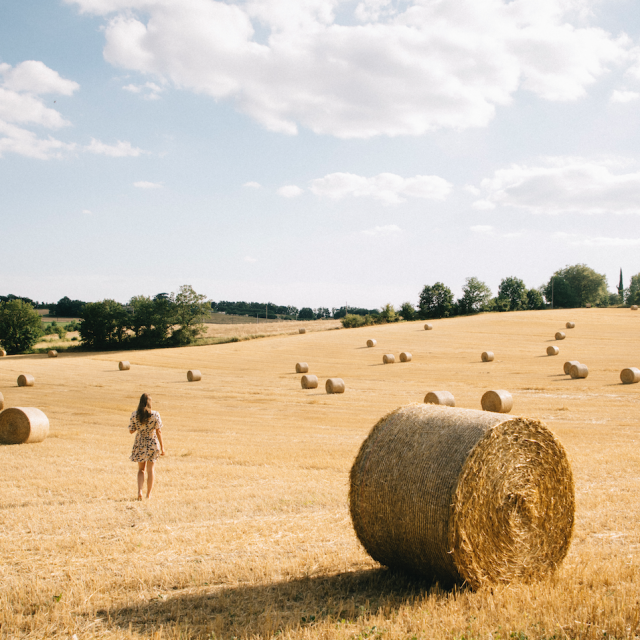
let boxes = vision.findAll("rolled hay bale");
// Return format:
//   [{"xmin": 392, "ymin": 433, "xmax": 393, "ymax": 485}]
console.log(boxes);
[
  {"xmin": 0, "ymin": 349, "xmax": 6, "ymax": 357},
  {"xmin": 295, "ymin": 362, "xmax": 309, "ymax": 373},
  {"xmin": 585, "ymin": 303, "xmax": 592, "ymax": 308},
  {"xmin": 481, "ymin": 351, "xmax": 494, "ymax": 362},
  {"xmin": 187, "ymin": 369, "xmax": 202, "ymax": 382},
  {"xmin": 48, "ymin": 350, "xmax": 58, "ymax": 358},
  {"xmin": 366, "ymin": 339, "xmax": 377, "ymax": 347},
  {"xmin": 569, "ymin": 363, "xmax": 589, "ymax": 379},
  {"xmin": 424, "ymin": 323, "xmax": 433, "ymax": 331},
  {"xmin": 565, "ymin": 322, "xmax": 575, "ymax": 329},
  {"xmin": 481, "ymin": 390, "xmax": 513, "ymax": 413},
  {"xmin": 383, "ymin": 354, "xmax": 395, "ymax": 364},
  {"xmin": 424, "ymin": 391, "xmax": 455, "ymax": 407},
  {"xmin": 301, "ymin": 374, "xmax": 318, "ymax": 389},
  {"xmin": 326, "ymin": 378, "xmax": 346, "ymax": 394},
  {"xmin": 118, "ymin": 361, "xmax": 130, "ymax": 371},
  {"xmin": 399, "ymin": 352, "xmax": 412, "ymax": 362},
  {"xmin": 564, "ymin": 360, "xmax": 580, "ymax": 375},
  {"xmin": 17, "ymin": 374, "xmax": 35, "ymax": 387},
  {"xmin": 547, "ymin": 346, "xmax": 560, "ymax": 356},
  {"xmin": 555, "ymin": 332, "xmax": 566, "ymax": 341},
  {"xmin": 0, "ymin": 392, "xmax": 4, "ymax": 412},
  {"xmin": 620, "ymin": 367, "xmax": 640, "ymax": 384},
  {"xmin": 349, "ymin": 403, "xmax": 575, "ymax": 588},
  {"xmin": 0, "ymin": 407, "xmax": 49, "ymax": 445},
  {"xmin": 632, "ymin": 305, "xmax": 639, "ymax": 311},
  {"xmin": 299, "ymin": 328, "xmax": 306, "ymax": 334}
]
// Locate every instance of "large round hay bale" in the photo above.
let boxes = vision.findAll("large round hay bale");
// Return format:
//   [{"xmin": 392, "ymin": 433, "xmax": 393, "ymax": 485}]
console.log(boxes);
[
  {"xmin": 424, "ymin": 391, "xmax": 455, "ymax": 407},
  {"xmin": 295, "ymin": 362, "xmax": 309, "ymax": 373},
  {"xmin": 0, "ymin": 349, "xmax": 7, "ymax": 357},
  {"xmin": 565, "ymin": 322, "xmax": 575, "ymax": 329},
  {"xmin": 326, "ymin": 378, "xmax": 345, "ymax": 394},
  {"xmin": 187, "ymin": 370, "xmax": 202, "ymax": 382},
  {"xmin": 620, "ymin": 367, "xmax": 640, "ymax": 384},
  {"xmin": 481, "ymin": 390, "xmax": 513, "ymax": 413},
  {"xmin": 555, "ymin": 332, "xmax": 566, "ymax": 340},
  {"xmin": 17, "ymin": 374, "xmax": 34, "ymax": 387},
  {"xmin": 299, "ymin": 328, "xmax": 306, "ymax": 334},
  {"xmin": 301, "ymin": 374, "xmax": 318, "ymax": 389},
  {"xmin": 383, "ymin": 354, "xmax": 395, "ymax": 364},
  {"xmin": 0, "ymin": 407, "xmax": 49, "ymax": 445},
  {"xmin": 481, "ymin": 351, "xmax": 494, "ymax": 362},
  {"xmin": 585, "ymin": 303, "xmax": 592, "ymax": 308},
  {"xmin": 349, "ymin": 403, "xmax": 574, "ymax": 588},
  {"xmin": 547, "ymin": 346, "xmax": 559, "ymax": 356},
  {"xmin": 0, "ymin": 393, "xmax": 4, "ymax": 412},
  {"xmin": 119, "ymin": 361, "xmax": 130, "ymax": 371},
  {"xmin": 48, "ymin": 350, "xmax": 58, "ymax": 358},
  {"xmin": 424, "ymin": 324, "xmax": 433, "ymax": 331},
  {"xmin": 563, "ymin": 360, "xmax": 580, "ymax": 375},
  {"xmin": 569, "ymin": 363, "xmax": 588, "ymax": 379},
  {"xmin": 399, "ymin": 352, "xmax": 412, "ymax": 362},
  {"xmin": 631, "ymin": 305, "xmax": 639, "ymax": 311},
  {"xmin": 366, "ymin": 339, "xmax": 377, "ymax": 347}
]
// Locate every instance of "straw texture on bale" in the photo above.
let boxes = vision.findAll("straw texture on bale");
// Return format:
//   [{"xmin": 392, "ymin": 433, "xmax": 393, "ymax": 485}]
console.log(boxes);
[
  {"xmin": 187, "ymin": 370, "xmax": 202, "ymax": 382},
  {"xmin": 0, "ymin": 407, "xmax": 49, "ymax": 445},
  {"xmin": 0, "ymin": 349, "xmax": 7, "ymax": 357},
  {"xmin": 366, "ymin": 339, "xmax": 377, "ymax": 347},
  {"xmin": 325, "ymin": 378, "xmax": 345, "ymax": 394},
  {"xmin": 481, "ymin": 351, "xmax": 494, "ymax": 362},
  {"xmin": 564, "ymin": 360, "xmax": 580, "ymax": 375},
  {"xmin": 631, "ymin": 305, "xmax": 639, "ymax": 311},
  {"xmin": 570, "ymin": 363, "xmax": 589, "ymax": 379},
  {"xmin": 424, "ymin": 391, "xmax": 455, "ymax": 407},
  {"xmin": 481, "ymin": 390, "xmax": 513, "ymax": 413},
  {"xmin": 383, "ymin": 354, "xmax": 395, "ymax": 364},
  {"xmin": 555, "ymin": 332, "xmax": 566, "ymax": 340},
  {"xmin": 48, "ymin": 350, "xmax": 58, "ymax": 358},
  {"xmin": 547, "ymin": 346, "xmax": 559, "ymax": 356},
  {"xmin": 119, "ymin": 361, "xmax": 130, "ymax": 371},
  {"xmin": 299, "ymin": 328, "xmax": 306, "ymax": 334},
  {"xmin": 0, "ymin": 392, "xmax": 4, "ymax": 412},
  {"xmin": 17, "ymin": 374, "xmax": 35, "ymax": 387},
  {"xmin": 620, "ymin": 367, "xmax": 640, "ymax": 384},
  {"xmin": 349, "ymin": 403, "xmax": 575, "ymax": 588},
  {"xmin": 565, "ymin": 322, "xmax": 575, "ymax": 329},
  {"xmin": 424, "ymin": 324, "xmax": 433, "ymax": 331},
  {"xmin": 301, "ymin": 374, "xmax": 318, "ymax": 389},
  {"xmin": 295, "ymin": 362, "xmax": 309, "ymax": 373},
  {"xmin": 399, "ymin": 352, "xmax": 412, "ymax": 362}
]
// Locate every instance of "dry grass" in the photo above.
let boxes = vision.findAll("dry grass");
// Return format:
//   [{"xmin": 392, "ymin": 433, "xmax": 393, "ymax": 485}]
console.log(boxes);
[{"xmin": 1, "ymin": 308, "xmax": 640, "ymax": 639}]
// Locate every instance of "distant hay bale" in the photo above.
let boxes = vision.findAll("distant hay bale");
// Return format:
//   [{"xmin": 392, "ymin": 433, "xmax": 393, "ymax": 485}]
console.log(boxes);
[
  {"xmin": 564, "ymin": 360, "xmax": 580, "ymax": 375},
  {"xmin": 399, "ymin": 352, "xmax": 412, "ymax": 362},
  {"xmin": 0, "ymin": 349, "xmax": 6, "ymax": 357},
  {"xmin": 481, "ymin": 390, "xmax": 513, "ymax": 413},
  {"xmin": 620, "ymin": 367, "xmax": 640, "ymax": 384},
  {"xmin": 632, "ymin": 305, "xmax": 639, "ymax": 311},
  {"xmin": 547, "ymin": 346, "xmax": 560, "ymax": 356},
  {"xmin": 0, "ymin": 407, "xmax": 49, "ymax": 445},
  {"xmin": 366, "ymin": 339, "xmax": 377, "ymax": 347},
  {"xmin": 569, "ymin": 363, "xmax": 588, "ymax": 379},
  {"xmin": 424, "ymin": 324, "xmax": 433, "ymax": 331},
  {"xmin": 0, "ymin": 393, "xmax": 4, "ymax": 412},
  {"xmin": 119, "ymin": 361, "xmax": 130, "ymax": 371},
  {"xmin": 481, "ymin": 351, "xmax": 494, "ymax": 362},
  {"xmin": 301, "ymin": 374, "xmax": 318, "ymax": 389},
  {"xmin": 383, "ymin": 354, "xmax": 395, "ymax": 364},
  {"xmin": 326, "ymin": 378, "xmax": 345, "ymax": 394},
  {"xmin": 585, "ymin": 303, "xmax": 592, "ymax": 308},
  {"xmin": 295, "ymin": 362, "xmax": 309, "ymax": 373},
  {"xmin": 424, "ymin": 391, "xmax": 455, "ymax": 407},
  {"xmin": 299, "ymin": 328, "xmax": 306, "ymax": 334},
  {"xmin": 17, "ymin": 375, "xmax": 35, "ymax": 387},
  {"xmin": 555, "ymin": 332, "xmax": 566, "ymax": 340},
  {"xmin": 349, "ymin": 403, "xmax": 575, "ymax": 588},
  {"xmin": 48, "ymin": 350, "xmax": 58, "ymax": 358},
  {"xmin": 187, "ymin": 370, "xmax": 202, "ymax": 382},
  {"xmin": 565, "ymin": 322, "xmax": 575, "ymax": 329}
]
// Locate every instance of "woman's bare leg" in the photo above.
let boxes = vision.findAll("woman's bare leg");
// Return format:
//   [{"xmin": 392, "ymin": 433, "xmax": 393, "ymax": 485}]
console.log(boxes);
[
  {"xmin": 146, "ymin": 460, "xmax": 155, "ymax": 499},
  {"xmin": 137, "ymin": 462, "xmax": 146, "ymax": 500}
]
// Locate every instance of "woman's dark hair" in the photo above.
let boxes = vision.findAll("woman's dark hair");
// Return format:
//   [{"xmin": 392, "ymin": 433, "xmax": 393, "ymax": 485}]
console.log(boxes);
[{"xmin": 136, "ymin": 393, "xmax": 152, "ymax": 423}]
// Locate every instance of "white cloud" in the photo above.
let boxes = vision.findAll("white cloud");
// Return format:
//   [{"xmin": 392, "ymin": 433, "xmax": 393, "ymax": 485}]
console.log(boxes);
[
  {"xmin": 134, "ymin": 180, "xmax": 163, "ymax": 188},
  {"xmin": 122, "ymin": 80, "xmax": 164, "ymax": 99},
  {"xmin": 82, "ymin": 209, "xmax": 92, "ymax": 214},
  {"xmin": 244, "ymin": 256, "xmax": 257, "ymax": 262},
  {"xmin": 610, "ymin": 89, "xmax": 640, "ymax": 103},
  {"xmin": 86, "ymin": 138, "xmax": 145, "ymax": 157},
  {"xmin": 310, "ymin": 172, "xmax": 452, "ymax": 204},
  {"xmin": 64, "ymin": 0, "xmax": 630, "ymax": 138},
  {"xmin": 362, "ymin": 224, "xmax": 401, "ymax": 236},
  {"xmin": 277, "ymin": 185, "xmax": 303, "ymax": 198},
  {"xmin": 554, "ymin": 233, "xmax": 640, "ymax": 247},
  {"xmin": 470, "ymin": 225, "xmax": 494, "ymax": 234},
  {"xmin": 474, "ymin": 157, "xmax": 640, "ymax": 214},
  {"xmin": 243, "ymin": 181, "xmax": 261, "ymax": 188},
  {"xmin": 0, "ymin": 60, "xmax": 79, "ymax": 96}
]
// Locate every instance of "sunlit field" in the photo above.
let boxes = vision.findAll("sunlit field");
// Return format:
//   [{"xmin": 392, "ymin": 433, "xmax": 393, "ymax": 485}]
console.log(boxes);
[{"xmin": 1, "ymin": 309, "xmax": 640, "ymax": 639}]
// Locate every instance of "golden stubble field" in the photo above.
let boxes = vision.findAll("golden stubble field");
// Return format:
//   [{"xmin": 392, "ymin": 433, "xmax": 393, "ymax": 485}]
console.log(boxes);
[{"xmin": 1, "ymin": 308, "xmax": 639, "ymax": 640}]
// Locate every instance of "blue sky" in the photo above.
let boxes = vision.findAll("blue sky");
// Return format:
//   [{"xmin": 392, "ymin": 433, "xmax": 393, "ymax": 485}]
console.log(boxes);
[{"xmin": 2, "ymin": 0, "xmax": 639, "ymax": 308}]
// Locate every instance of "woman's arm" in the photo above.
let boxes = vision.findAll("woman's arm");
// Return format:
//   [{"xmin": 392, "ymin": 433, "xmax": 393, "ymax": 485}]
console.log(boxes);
[
  {"xmin": 128, "ymin": 413, "xmax": 137, "ymax": 434},
  {"xmin": 157, "ymin": 429, "xmax": 165, "ymax": 455}
]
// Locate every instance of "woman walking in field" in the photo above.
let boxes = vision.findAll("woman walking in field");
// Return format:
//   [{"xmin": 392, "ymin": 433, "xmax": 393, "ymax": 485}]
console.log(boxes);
[{"xmin": 129, "ymin": 393, "xmax": 165, "ymax": 500}]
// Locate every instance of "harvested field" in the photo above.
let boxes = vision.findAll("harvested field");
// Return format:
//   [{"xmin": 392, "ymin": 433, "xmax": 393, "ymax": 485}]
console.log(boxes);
[{"xmin": 1, "ymin": 308, "xmax": 640, "ymax": 639}]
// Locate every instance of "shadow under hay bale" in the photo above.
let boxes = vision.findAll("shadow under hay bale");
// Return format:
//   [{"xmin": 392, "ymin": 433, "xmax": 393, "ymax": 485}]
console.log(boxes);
[
  {"xmin": 119, "ymin": 361, "xmax": 130, "ymax": 371},
  {"xmin": 325, "ymin": 378, "xmax": 345, "ymax": 394},
  {"xmin": 301, "ymin": 374, "xmax": 318, "ymax": 389},
  {"xmin": 555, "ymin": 331, "xmax": 566, "ymax": 340},
  {"xmin": 295, "ymin": 362, "xmax": 309, "ymax": 373},
  {"xmin": 17, "ymin": 374, "xmax": 34, "ymax": 387},
  {"xmin": 481, "ymin": 351, "xmax": 494, "ymax": 362},
  {"xmin": 399, "ymin": 352, "xmax": 412, "ymax": 362},
  {"xmin": 565, "ymin": 322, "xmax": 575, "ymax": 329},
  {"xmin": 187, "ymin": 370, "xmax": 201, "ymax": 382},
  {"xmin": 424, "ymin": 391, "xmax": 455, "ymax": 407},
  {"xmin": 620, "ymin": 367, "xmax": 640, "ymax": 384},
  {"xmin": 481, "ymin": 390, "xmax": 513, "ymax": 413},
  {"xmin": 547, "ymin": 346, "xmax": 559, "ymax": 356},
  {"xmin": 564, "ymin": 360, "xmax": 580, "ymax": 375},
  {"xmin": 366, "ymin": 339, "xmax": 377, "ymax": 347},
  {"xmin": 0, "ymin": 407, "xmax": 49, "ymax": 445},
  {"xmin": 349, "ymin": 403, "xmax": 574, "ymax": 589},
  {"xmin": 48, "ymin": 350, "xmax": 58, "ymax": 358},
  {"xmin": 383, "ymin": 354, "xmax": 395, "ymax": 364},
  {"xmin": 570, "ymin": 363, "xmax": 588, "ymax": 379}
]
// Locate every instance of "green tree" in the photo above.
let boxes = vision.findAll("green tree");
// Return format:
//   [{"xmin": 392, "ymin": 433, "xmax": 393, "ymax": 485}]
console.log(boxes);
[
  {"xmin": 418, "ymin": 282, "xmax": 454, "ymax": 319},
  {"xmin": 0, "ymin": 299, "xmax": 43, "ymax": 354},
  {"xmin": 526, "ymin": 288, "xmax": 545, "ymax": 310},
  {"xmin": 379, "ymin": 303, "xmax": 398, "ymax": 323},
  {"xmin": 170, "ymin": 285, "xmax": 210, "ymax": 345},
  {"xmin": 497, "ymin": 276, "xmax": 527, "ymax": 311},
  {"xmin": 399, "ymin": 301, "xmax": 416, "ymax": 321},
  {"xmin": 129, "ymin": 295, "xmax": 174, "ymax": 347},
  {"xmin": 298, "ymin": 307, "xmax": 315, "ymax": 320},
  {"xmin": 458, "ymin": 277, "xmax": 492, "ymax": 315},
  {"xmin": 543, "ymin": 264, "xmax": 608, "ymax": 308},
  {"xmin": 79, "ymin": 300, "xmax": 130, "ymax": 349},
  {"xmin": 627, "ymin": 273, "xmax": 640, "ymax": 306}
]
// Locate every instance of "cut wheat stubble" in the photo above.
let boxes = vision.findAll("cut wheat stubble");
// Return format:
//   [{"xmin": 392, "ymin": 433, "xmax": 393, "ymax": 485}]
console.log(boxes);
[
  {"xmin": 187, "ymin": 370, "xmax": 202, "ymax": 382},
  {"xmin": 17, "ymin": 374, "xmax": 35, "ymax": 387},
  {"xmin": 366, "ymin": 339, "xmax": 377, "ymax": 347},
  {"xmin": 570, "ymin": 364, "xmax": 589, "ymax": 379},
  {"xmin": 301, "ymin": 374, "xmax": 318, "ymax": 389},
  {"xmin": 547, "ymin": 346, "xmax": 560, "ymax": 356},
  {"xmin": 383, "ymin": 354, "xmax": 395, "ymax": 364},
  {"xmin": 118, "ymin": 361, "xmax": 130, "ymax": 371},
  {"xmin": 620, "ymin": 367, "xmax": 640, "ymax": 384},
  {"xmin": 295, "ymin": 362, "xmax": 309, "ymax": 374},
  {"xmin": 481, "ymin": 351, "xmax": 494, "ymax": 362},
  {"xmin": 481, "ymin": 390, "xmax": 513, "ymax": 413},
  {"xmin": 349, "ymin": 403, "xmax": 575, "ymax": 589},
  {"xmin": 0, "ymin": 407, "xmax": 49, "ymax": 445},
  {"xmin": 400, "ymin": 352, "xmax": 412, "ymax": 362},
  {"xmin": 424, "ymin": 391, "xmax": 455, "ymax": 407},
  {"xmin": 325, "ymin": 378, "xmax": 345, "ymax": 394},
  {"xmin": 564, "ymin": 360, "xmax": 580, "ymax": 375}
]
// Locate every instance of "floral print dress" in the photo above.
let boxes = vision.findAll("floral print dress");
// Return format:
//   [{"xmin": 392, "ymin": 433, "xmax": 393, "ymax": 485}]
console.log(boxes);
[{"xmin": 129, "ymin": 410, "xmax": 163, "ymax": 462}]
